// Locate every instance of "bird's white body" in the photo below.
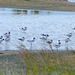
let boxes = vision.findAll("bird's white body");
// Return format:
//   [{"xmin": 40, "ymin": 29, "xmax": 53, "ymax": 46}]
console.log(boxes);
[
  {"xmin": 65, "ymin": 38, "xmax": 71, "ymax": 43},
  {"xmin": 27, "ymin": 38, "xmax": 35, "ymax": 43},
  {"xmin": 0, "ymin": 36, "xmax": 3, "ymax": 39},
  {"xmin": 21, "ymin": 27, "xmax": 27, "ymax": 31},
  {"xmin": 66, "ymin": 33, "xmax": 72, "ymax": 38},
  {"xmin": 57, "ymin": 40, "xmax": 61, "ymax": 44},
  {"xmin": 18, "ymin": 37, "xmax": 25, "ymax": 41},
  {"xmin": 0, "ymin": 39, "xmax": 4, "ymax": 43},
  {"xmin": 5, "ymin": 37, "xmax": 10, "ymax": 42},
  {"xmin": 46, "ymin": 39, "xmax": 53, "ymax": 44},
  {"xmin": 54, "ymin": 44, "xmax": 60, "ymax": 49},
  {"xmin": 40, "ymin": 34, "xmax": 49, "ymax": 40},
  {"xmin": 4, "ymin": 32, "xmax": 10, "ymax": 38}
]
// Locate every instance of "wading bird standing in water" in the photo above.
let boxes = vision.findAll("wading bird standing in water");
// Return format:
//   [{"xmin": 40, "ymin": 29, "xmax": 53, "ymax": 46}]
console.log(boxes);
[
  {"xmin": 54, "ymin": 40, "xmax": 61, "ymax": 51},
  {"xmin": 46, "ymin": 39, "xmax": 53, "ymax": 44},
  {"xmin": 66, "ymin": 33, "xmax": 72, "ymax": 38},
  {"xmin": 4, "ymin": 32, "xmax": 11, "ymax": 50},
  {"xmin": 4, "ymin": 32, "xmax": 10, "ymax": 38},
  {"xmin": 0, "ymin": 36, "xmax": 3, "ymax": 39},
  {"xmin": 0, "ymin": 39, "xmax": 4, "ymax": 43},
  {"xmin": 27, "ymin": 37, "xmax": 35, "ymax": 50},
  {"xmin": 65, "ymin": 38, "xmax": 71, "ymax": 49},
  {"xmin": 21, "ymin": 27, "xmax": 27, "ymax": 32},
  {"xmin": 40, "ymin": 34, "xmax": 49, "ymax": 40},
  {"xmin": 18, "ymin": 37, "xmax": 25, "ymax": 41}
]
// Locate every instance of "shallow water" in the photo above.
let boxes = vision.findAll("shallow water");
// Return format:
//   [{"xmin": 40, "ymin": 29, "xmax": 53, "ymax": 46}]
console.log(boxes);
[
  {"xmin": 0, "ymin": 8, "xmax": 75, "ymax": 50},
  {"xmin": 68, "ymin": 0, "xmax": 75, "ymax": 2}
]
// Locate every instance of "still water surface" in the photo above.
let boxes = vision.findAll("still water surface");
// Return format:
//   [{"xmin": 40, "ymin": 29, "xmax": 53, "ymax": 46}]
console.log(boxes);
[{"xmin": 0, "ymin": 8, "xmax": 75, "ymax": 50}]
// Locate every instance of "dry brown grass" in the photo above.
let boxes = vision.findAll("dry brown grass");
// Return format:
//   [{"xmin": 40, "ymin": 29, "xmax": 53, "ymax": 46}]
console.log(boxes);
[
  {"xmin": 0, "ymin": 0, "xmax": 75, "ymax": 11},
  {"xmin": 18, "ymin": 44, "xmax": 75, "ymax": 75}
]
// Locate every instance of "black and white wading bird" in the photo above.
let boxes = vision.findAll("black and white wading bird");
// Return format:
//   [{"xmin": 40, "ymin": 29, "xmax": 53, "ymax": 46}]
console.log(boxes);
[
  {"xmin": 5, "ymin": 37, "xmax": 10, "ymax": 42},
  {"xmin": 66, "ymin": 33, "xmax": 72, "ymax": 38},
  {"xmin": 65, "ymin": 38, "xmax": 71, "ymax": 48},
  {"xmin": 57, "ymin": 40, "xmax": 61, "ymax": 45},
  {"xmin": 0, "ymin": 36, "xmax": 3, "ymax": 39},
  {"xmin": 27, "ymin": 37, "xmax": 35, "ymax": 50},
  {"xmin": 0, "ymin": 39, "xmax": 4, "ymax": 43},
  {"xmin": 54, "ymin": 40, "xmax": 61, "ymax": 51},
  {"xmin": 72, "ymin": 28, "xmax": 75, "ymax": 31},
  {"xmin": 4, "ymin": 37, "xmax": 10, "ymax": 50},
  {"xmin": 46, "ymin": 39, "xmax": 53, "ymax": 44},
  {"xmin": 4, "ymin": 32, "xmax": 10, "ymax": 38},
  {"xmin": 65, "ymin": 38, "xmax": 71, "ymax": 43},
  {"xmin": 21, "ymin": 27, "xmax": 27, "ymax": 32},
  {"xmin": 18, "ymin": 37, "xmax": 25, "ymax": 41},
  {"xmin": 40, "ymin": 34, "xmax": 49, "ymax": 40}
]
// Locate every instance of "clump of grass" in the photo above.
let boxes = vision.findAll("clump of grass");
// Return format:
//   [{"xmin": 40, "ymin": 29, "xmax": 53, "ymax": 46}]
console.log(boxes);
[
  {"xmin": 34, "ymin": 11, "xmax": 39, "ymax": 14},
  {"xmin": 0, "ymin": 53, "xmax": 25, "ymax": 75},
  {"xmin": 18, "ymin": 43, "xmax": 75, "ymax": 75},
  {"xmin": 0, "ymin": 43, "xmax": 75, "ymax": 75}
]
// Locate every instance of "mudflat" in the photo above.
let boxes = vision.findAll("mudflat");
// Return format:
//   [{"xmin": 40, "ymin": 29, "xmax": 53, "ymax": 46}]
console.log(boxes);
[{"xmin": 0, "ymin": 0, "xmax": 75, "ymax": 11}]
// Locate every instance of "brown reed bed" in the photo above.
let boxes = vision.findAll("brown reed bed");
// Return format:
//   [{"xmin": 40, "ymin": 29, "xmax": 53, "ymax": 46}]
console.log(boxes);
[{"xmin": 17, "ymin": 43, "xmax": 75, "ymax": 75}]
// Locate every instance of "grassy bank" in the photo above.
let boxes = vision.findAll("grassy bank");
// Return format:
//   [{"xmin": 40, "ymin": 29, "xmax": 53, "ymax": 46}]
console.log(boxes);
[
  {"xmin": 0, "ymin": 0, "xmax": 75, "ymax": 11},
  {"xmin": 0, "ymin": 44, "xmax": 75, "ymax": 75}
]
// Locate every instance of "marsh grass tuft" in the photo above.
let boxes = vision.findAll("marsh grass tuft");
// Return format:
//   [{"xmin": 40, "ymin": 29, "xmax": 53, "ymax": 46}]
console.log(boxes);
[
  {"xmin": 18, "ymin": 43, "xmax": 75, "ymax": 75},
  {"xmin": 0, "ymin": 43, "xmax": 75, "ymax": 75}
]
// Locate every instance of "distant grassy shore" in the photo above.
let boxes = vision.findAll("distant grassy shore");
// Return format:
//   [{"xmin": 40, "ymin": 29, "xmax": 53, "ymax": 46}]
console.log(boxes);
[{"xmin": 0, "ymin": 0, "xmax": 75, "ymax": 11}]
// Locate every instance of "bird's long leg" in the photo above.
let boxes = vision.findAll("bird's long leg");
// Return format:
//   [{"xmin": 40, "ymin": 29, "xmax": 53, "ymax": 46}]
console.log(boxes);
[
  {"xmin": 57, "ymin": 48, "xmax": 58, "ymax": 52},
  {"xmin": 30, "ymin": 42, "xmax": 32, "ymax": 50}
]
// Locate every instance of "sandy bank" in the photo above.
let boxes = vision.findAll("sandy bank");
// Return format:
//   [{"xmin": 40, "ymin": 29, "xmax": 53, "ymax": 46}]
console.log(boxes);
[{"xmin": 0, "ymin": 0, "xmax": 75, "ymax": 11}]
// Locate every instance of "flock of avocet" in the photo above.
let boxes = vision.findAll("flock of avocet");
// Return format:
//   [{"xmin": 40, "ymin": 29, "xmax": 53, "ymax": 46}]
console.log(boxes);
[{"xmin": 0, "ymin": 27, "xmax": 75, "ymax": 50}]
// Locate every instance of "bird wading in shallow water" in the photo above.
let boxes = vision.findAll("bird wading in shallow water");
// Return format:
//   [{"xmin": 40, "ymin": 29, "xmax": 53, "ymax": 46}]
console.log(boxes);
[
  {"xmin": 41, "ymin": 34, "xmax": 49, "ymax": 37},
  {"xmin": 72, "ymin": 28, "xmax": 75, "ymax": 31},
  {"xmin": 66, "ymin": 33, "xmax": 72, "ymax": 38},
  {"xmin": 21, "ymin": 27, "xmax": 27, "ymax": 32},
  {"xmin": 27, "ymin": 37, "xmax": 35, "ymax": 50},
  {"xmin": 65, "ymin": 38, "xmax": 71, "ymax": 43},
  {"xmin": 65, "ymin": 38, "xmax": 71, "ymax": 49},
  {"xmin": 0, "ymin": 36, "xmax": 3, "ymax": 39},
  {"xmin": 18, "ymin": 37, "xmax": 25, "ymax": 41},
  {"xmin": 0, "ymin": 39, "xmax": 4, "ymax": 43},
  {"xmin": 54, "ymin": 40, "xmax": 61, "ymax": 51},
  {"xmin": 5, "ymin": 37, "xmax": 10, "ymax": 42},
  {"xmin": 57, "ymin": 40, "xmax": 61, "ymax": 45},
  {"xmin": 40, "ymin": 34, "xmax": 49, "ymax": 40},
  {"xmin": 46, "ymin": 39, "xmax": 53, "ymax": 44},
  {"xmin": 4, "ymin": 32, "xmax": 10, "ymax": 38},
  {"xmin": 27, "ymin": 37, "xmax": 35, "ymax": 43}
]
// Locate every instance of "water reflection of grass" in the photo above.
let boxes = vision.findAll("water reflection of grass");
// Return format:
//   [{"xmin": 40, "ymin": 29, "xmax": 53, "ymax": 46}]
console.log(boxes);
[
  {"xmin": 34, "ymin": 10, "xmax": 39, "ymax": 14},
  {"xmin": 13, "ymin": 9, "xmax": 22, "ymax": 12},
  {"xmin": 31, "ymin": 10, "xmax": 39, "ymax": 14},
  {"xmin": 13, "ymin": 9, "xmax": 28, "ymax": 15},
  {"xmin": 13, "ymin": 9, "xmax": 40, "ymax": 15},
  {"xmin": 13, "ymin": 9, "xmax": 22, "ymax": 15},
  {"xmin": 23, "ymin": 10, "xmax": 27, "ymax": 14}
]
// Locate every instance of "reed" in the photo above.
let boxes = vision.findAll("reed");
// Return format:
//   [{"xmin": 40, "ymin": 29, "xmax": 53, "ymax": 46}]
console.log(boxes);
[
  {"xmin": 18, "ymin": 43, "xmax": 75, "ymax": 75},
  {"xmin": 0, "ymin": 43, "xmax": 75, "ymax": 75}
]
